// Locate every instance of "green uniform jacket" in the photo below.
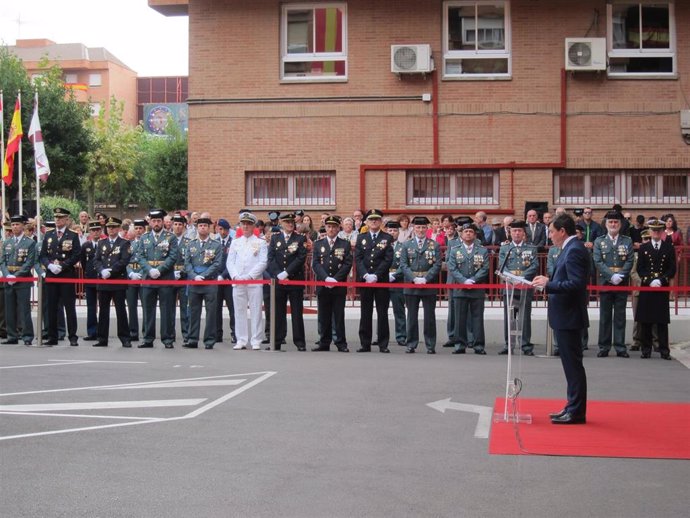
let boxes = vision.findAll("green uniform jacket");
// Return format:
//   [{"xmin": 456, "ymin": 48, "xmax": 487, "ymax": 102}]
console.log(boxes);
[
  {"xmin": 593, "ymin": 234, "xmax": 634, "ymax": 286},
  {"xmin": 1, "ymin": 235, "xmax": 37, "ymax": 286},
  {"xmin": 400, "ymin": 237, "xmax": 442, "ymax": 296},
  {"xmin": 447, "ymin": 242, "xmax": 489, "ymax": 299},
  {"xmin": 135, "ymin": 230, "xmax": 178, "ymax": 280}
]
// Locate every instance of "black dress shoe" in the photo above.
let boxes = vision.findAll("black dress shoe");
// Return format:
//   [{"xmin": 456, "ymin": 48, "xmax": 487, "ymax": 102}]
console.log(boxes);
[
  {"xmin": 312, "ymin": 345, "xmax": 330, "ymax": 351},
  {"xmin": 122, "ymin": 341, "xmax": 132, "ymax": 348},
  {"xmin": 296, "ymin": 345, "xmax": 306, "ymax": 351},
  {"xmin": 231, "ymin": 336, "xmax": 237, "ymax": 344},
  {"xmin": 83, "ymin": 336, "xmax": 98, "ymax": 342},
  {"xmin": 372, "ymin": 341, "xmax": 379, "ymax": 346},
  {"xmin": 261, "ymin": 339, "xmax": 270, "ymax": 345},
  {"xmin": 397, "ymin": 341, "xmax": 406, "ymax": 346},
  {"xmin": 641, "ymin": 352, "xmax": 651, "ymax": 359},
  {"xmin": 597, "ymin": 351, "xmax": 609, "ymax": 358},
  {"xmin": 164, "ymin": 343, "xmax": 174, "ymax": 349},
  {"xmin": 1, "ymin": 339, "xmax": 18, "ymax": 345},
  {"xmin": 70, "ymin": 340, "xmax": 79, "ymax": 347},
  {"xmin": 356, "ymin": 347, "xmax": 371, "ymax": 353},
  {"xmin": 617, "ymin": 351, "xmax": 630, "ymax": 358},
  {"xmin": 205, "ymin": 345, "xmax": 214, "ymax": 350},
  {"xmin": 442, "ymin": 341, "xmax": 454, "ymax": 348},
  {"xmin": 138, "ymin": 342, "xmax": 154, "ymax": 348},
  {"xmin": 498, "ymin": 348, "xmax": 509, "ymax": 355},
  {"xmin": 523, "ymin": 350, "xmax": 534, "ymax": 356},
  {"xmin": 379, "ymin": 347, "xmax": 390, "ymax": 353},
  {"xmin": 452, "ymin": 349, "xmax": 465, "ymax": 354},
  {"xmin": 93, "ymin": 342, "xmax": 108, "ymax": 347},
  {"xmin": 405, "ymin": 347, "xmax": 415, "ymax": 354},
  {"xmin": 660, "ymin": 353, "xmax": 672, "ymax": 360},
  {"xmin": 45, "ymin": 340, "xmax": 58, "ymax": 346},
  {"xmin": 549, "ymin": 409, "xmax": 567, "ymax": 419},
  {"xmin": 629, "ymin": 345, "xmax": 640, "ymax": 351},
  {"xmin": 23, "ymin": 341, "xmax": 33, "ymax": 346},
  {"xmin": 183, "ymin": 342, "xmax": 198, "ymax": 349},
  {"xmin": 551, "ymin": 412, "xmax": 586, "ymax": 425},
  {"xmin": 336, "ymin": 346, "xmax": 349, "ymax": 353},
  {"xmin": 474, "ymin": 349, "xmax": 487, "ymax": 355},
  {"xmin": 427, "ymin": 349, "xmax": 436, "ymax": 355}
]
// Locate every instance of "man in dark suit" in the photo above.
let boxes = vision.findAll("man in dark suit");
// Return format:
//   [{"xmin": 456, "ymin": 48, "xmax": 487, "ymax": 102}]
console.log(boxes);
[
  {"xmin": 635, "ymin": 219, "xmax": 676, "ymax": 360},
  {"xmin": 525, "ymin": 210, "xmax": 547, "ymax": 248},
  {"xmin": 533, "ymin": 214, "xmax": 590, "ymax": 425},
  {"xmin": 93, "ymin": 217, "xmax": 132, "ymax": 347},
  {"xmin": 80, "ymin": 221, "xmax": 102, "ymax": 341},
  {"xmin": 354, "ymin": 209, "xmax": 393, "ymax": 353},
  {"xmin": 493, "ymin": 216, "xmax": 513, "ymax": 245},
  {"xmin": 40, "ymin": 207, "xmax": 82, "ymax": 346},
  {"xmin": 312, "ymin": 215, "xmax": 352, "ymax": 352},
  {"xmin": 267, "ymin": 212, "xmax": 307, "ymax": 351}
]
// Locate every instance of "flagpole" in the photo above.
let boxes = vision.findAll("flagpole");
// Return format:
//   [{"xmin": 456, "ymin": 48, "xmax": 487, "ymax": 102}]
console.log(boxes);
[
  {"xmin": 35, "ymin": 90, "xmax": 41, "ymax": 241},
  {"xmin": 1, "ymin": 89, "xmax": 5, "ymax": 224},
  {"xmin": 18, "ymin": 90, "xmax": 23, "ymax": 215}
]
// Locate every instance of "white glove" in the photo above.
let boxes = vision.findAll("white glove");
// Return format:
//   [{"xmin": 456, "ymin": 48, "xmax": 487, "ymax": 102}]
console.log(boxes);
[
  {"xmin": 194, "ymin": 275, "xmax": 204, "ymax": 281},
  {"xmin": 277, "ymin": 271, "xmax": 289, "ymax": 280},
  {"xmin": 174, "ymin": 270, "xmax": 181, "ymax": 280},
  {"xmin": 47, "ymin": 264, "xmax": 61, "ymax": 275},
  {"xmin": 610, "ymin": 273, "xmax": 623, "ymax": 285},
  {"xmin": 41, "ymin": 271, "xmax": 46, "ymax": 279},
  {"xmin": 325, "ymin": 276, "xmax": 337, "ymax": 283},
  {"xmin": 413, "ymin": 277, "xmax": 427, "ymax": 285},
  {"xmin": 101, "ymin": 269, "xmax": 112, "ymax": 279},
  {"xmin": 217, "ymin": 275, "xmax": 224, "ymax": 281},
  {"xmin": 650, "ymin": 279, "xmax": 662, "ymax": 288},
  {"xmin": 6, "ymin": 274, "xmax": 15, "ymax": 286},
  {"xmin": 129, "ymin": 272, "xmax": 142, "ymax": 280},
  {"xmin": 464, "ymin": 279, "xmax": 475, "ymax": 285},
  {"xmin": 149, "ymin": 268, "xmax": 161, "ymax": 279},
  {"xmin": 389, "ymin": 273, "xmax": 396, "ymax": 283},
  {"xmin": 363, "ymin": 273, "xmax": 377, "ymax": 283}
]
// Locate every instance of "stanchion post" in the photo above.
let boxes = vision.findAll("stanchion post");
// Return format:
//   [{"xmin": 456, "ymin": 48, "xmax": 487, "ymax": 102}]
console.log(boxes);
[
  {"xmin": 36, "ymin": 275, "xmax": 43, "ymax": 347},
  {"xmin": 270, "ymin": 278, "xmax": 276, "ymax": 350}
]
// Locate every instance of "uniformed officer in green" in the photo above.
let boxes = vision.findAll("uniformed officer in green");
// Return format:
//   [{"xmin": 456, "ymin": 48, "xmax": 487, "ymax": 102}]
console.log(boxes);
[
  {"xmin": 93, "ymin": 217, "xmax": 132, "ymax": 347},
  {"xmin": 593, "ymin": 210, "xmax": 634, "ymax": 358},
  {"xmin": 80, "ymin": 221, "xmax": 102, "ymax": 341},
  {"xmin": 135, "ymin": 209, "xmax": 178, "ymax": 348},
  {"xmin": 498, "ymin": 220, "xmax": 539, "ymax": 355},
  {"xmin": 184, "ymin": 217, "xmax": 223, "ymax": 349},
  {"xmin": 385, "ymin": 220, "xmax": 406, "ymax": 346},
  {"xmin": 447, "ymin": 223, "xmax": 489, "ymax": 354},
  {"xmin": 1, "ymin": 215, "xmax": 37, "ymax": 345},
  {"xmin": 126, "ymin": 219, "xmax": 147, "ymax": 342},
  {"xmin": 400, "ymin": 216, "xmax": 442, "ymax": 354},
  {"xmin": 171, "ymin": 213, "xmax": 191, "ymax": 345},
  {"xmin": 443, "ymin": 220, "xmax": 461, "ymax": 348}
]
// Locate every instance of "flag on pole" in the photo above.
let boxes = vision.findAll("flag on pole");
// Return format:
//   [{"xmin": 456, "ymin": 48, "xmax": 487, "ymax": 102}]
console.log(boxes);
[
  {"xmin": 2, "ymin": 96, "xmax": 22, "ymax": 186},
  {"xmin": 28, "ymin": 92, "xmax": 51, "ymax": 182}
]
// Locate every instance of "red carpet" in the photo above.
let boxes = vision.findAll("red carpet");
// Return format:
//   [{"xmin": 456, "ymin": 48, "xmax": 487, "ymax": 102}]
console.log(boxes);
[{"xmin": 489, "ymin": 398, "xmax": 690, "ymax": 459}]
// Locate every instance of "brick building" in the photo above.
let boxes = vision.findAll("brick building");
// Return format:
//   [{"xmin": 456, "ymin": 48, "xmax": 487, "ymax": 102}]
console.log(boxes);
[
  {"xmin": 10, "ymin": 38, "xmax": 138, "ymax": 126},
  {"xmin": 150, "ymin": 0, "xmax": 689, "ymax": 231}
]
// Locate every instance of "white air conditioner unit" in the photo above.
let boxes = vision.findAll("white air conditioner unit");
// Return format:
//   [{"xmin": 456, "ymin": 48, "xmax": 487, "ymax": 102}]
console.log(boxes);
[
  {"xmin": 391, "ymin": 44, "xmax": 433, "ymax": 74},
  {"xmin": 565, "ymin": 38, "xmax": 607, "ymax": 71}
]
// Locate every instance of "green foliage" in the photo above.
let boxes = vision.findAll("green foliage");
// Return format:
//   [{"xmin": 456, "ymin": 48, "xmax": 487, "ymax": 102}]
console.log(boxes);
[{"xmin": 39, "ymin": 195, "xmax": 84, "ymax": 223}]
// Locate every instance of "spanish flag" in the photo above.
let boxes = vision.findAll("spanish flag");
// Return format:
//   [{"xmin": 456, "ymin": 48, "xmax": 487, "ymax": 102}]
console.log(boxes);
[{"xmin": 2, "ymin": 97, "xmax": 22, "ymax": 186}]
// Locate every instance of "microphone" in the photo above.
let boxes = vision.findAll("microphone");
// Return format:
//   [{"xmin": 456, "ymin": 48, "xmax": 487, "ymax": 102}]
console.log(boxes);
[{"xmin": 496, "ymin": 245, "xmax": 514, "ymax": 276}]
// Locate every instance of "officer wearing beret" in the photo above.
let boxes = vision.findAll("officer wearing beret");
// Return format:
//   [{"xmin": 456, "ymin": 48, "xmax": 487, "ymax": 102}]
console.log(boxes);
[
  {"xmin": 1, "ymin": 215, "xmax": 37, "ymax": 345},
  {"xmin": 80, "ymin": 221, "xmax": 103, "ymax": 341},
  {"xmin": 39, "ymin": 207, "xmax": 82, "ymax": 346},
  {"xmin": 93, "ymin": 217, "xmax": 132, "ymax": 347},
  {"xmin": 171, "ymin": 213, "xmax": 192, "ymax": 345},
  {"xmin": 635, "ymin": 220, "xmax": 676, "ymax": 360},
  {"xmin": 593, "ymin": 210, "xmax": 634, "ymax": 358},
  {"xmin": 384, "ymin": 220, "xmax": 407, "ymax": 346},
  {"xmin": 497, "ymin": 220, "xmax": 539, "ymax": 355},
  {"xmin": 267, "ymin": 212, "xmax": 308, "ymax": 351},
  {"xmin": 134, "ymin": 209, "xmax": 178, "ymax": 348},
  {"xmin": 447, "ymin": 223, "xmax": 489, "ymax": 354},
  {"xmin": 355, "ymin": 209, "xmax": 394, "ymax": 353},
  {"xmin": 400, "ymin": 216, "xmax": 442, "ymax": 354},
  {"xmin": 215, "ymin": 218, "xmax": 236, "ymax": 344},
  {"xmin": 126, "ymin": 219, "xmax": 147, "ymax": 342},
  {"xmin": 184, "ymin": 217, "xmax": 224, "ymax": 349},
  {"xmin": 312, "ymin": 215, "xmax": 352, "ymax": 352}
]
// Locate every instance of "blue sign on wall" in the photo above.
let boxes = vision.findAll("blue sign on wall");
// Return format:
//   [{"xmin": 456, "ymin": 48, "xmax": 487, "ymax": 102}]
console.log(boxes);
[{"xmin": 143, "ymin": 103, "xmax": 188, "ymax": 135}]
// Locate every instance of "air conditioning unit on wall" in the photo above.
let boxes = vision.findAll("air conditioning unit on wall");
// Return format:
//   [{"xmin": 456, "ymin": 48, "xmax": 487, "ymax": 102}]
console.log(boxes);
[
  {"xmin": 391, "ymin": 44, "xmax": 433, "ymax": 74},
  {"xmin": 565, "ymin": 38, "xmax": 607, "ymax": 71}
]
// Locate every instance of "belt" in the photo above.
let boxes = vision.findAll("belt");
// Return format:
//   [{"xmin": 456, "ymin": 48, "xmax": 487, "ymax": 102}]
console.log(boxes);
[
  {"xmin": 412, "ymin": 271, "xmax": 428, "ymax": 276},
  {"xmin": 610, "ymin": 267, "xmax": 622, "ymax": 272},
  {"xmin": 389, "ymin": 268, "xmax": 398, "ymax": 273},
  {"xmin": 147, "ymin": 261, "xmax": 163, "ymax": 266},
  {"xmin": 7, "ymin": 266, "xmax": 21, "ymax": 272},
  {"xmin": 174, "ymin": 265, "xmax": 184, "ymax": 271},
  {"xmin": 509, "ymin": 269, "xmax": 523, "ymax": 275}
]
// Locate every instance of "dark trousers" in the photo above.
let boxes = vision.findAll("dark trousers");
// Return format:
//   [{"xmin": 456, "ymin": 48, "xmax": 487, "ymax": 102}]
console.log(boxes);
[
  {"xmin": 216, "ymin": 284, "xmax": 235, "ymax": 341},
  {"xmin": 0, "ymin": 286, "xmax": 5, "ymax": 337},
  {"xmin": 554, "ymin": 328, "xmax": 587, "ymax": 418},
  {"xmin": 173, "ymin": 285, "xmax": 189, "ymax": 341},
  {"xmin": 189, "ymin": 286, "xmax": 218, "ymax": 347},
  {"xmin": 275, "ymin": 286, "xmax": 305, "ymax": 348},
  {"xmin": 142, "ymin": 285, "xmax": 175, "ymax": 345},
  {"xmin": 405, "ymin": 294, "xmax": 436, "ymax": 351},
  {"xmin": 641, "ymin": 323, "xmax": 669, "ymax": 356},
  {"xmin": 126, "ymin": 285, "xmax": 143, "ymax": 340},
  {"xmin": 598, "ymin": 291, "xmax": 628, "ymax": 353},
  {"xmin": 97, "ymin": 289, "xmax": 129, "ymax": 344},
  {"xmin": 317, "ymin": 287, "xmax": 346, "ymax": 347},
  {"xmin": 454, "ymin": 296, "xmax": 485, "ymax": 351},
  {"xmin": 5, "ymin": 285, "xmax": 33, "ymax": 342},
  {"xmin": 389, "ymin": 288, "xmax": 406, "ymax": 344},
  {"xmin": 85, "ymin": 284, "xmax": 98, "ymax": 337},
  {"xmin": 359, "ymin": 287, "xmax": 390, "ymax": 349},
  {"xmin": 46, "ymin": 281, "xmax": 78, "ymax": 342}
]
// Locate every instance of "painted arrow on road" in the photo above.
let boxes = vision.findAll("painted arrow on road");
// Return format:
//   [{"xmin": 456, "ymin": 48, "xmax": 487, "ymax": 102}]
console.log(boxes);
[{"xmin": 427, "ymin": 398, "xmax": 493, "ymax": 439}]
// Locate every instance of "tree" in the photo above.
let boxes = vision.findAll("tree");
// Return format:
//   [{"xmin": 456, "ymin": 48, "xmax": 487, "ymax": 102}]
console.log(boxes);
[
  {"xmin": 84, "ymin": 97, "xmax": 143, "ymax": 216},
  {"xmin": 140, "ymin": 119, "xmax": 188, "ymax": 211}
]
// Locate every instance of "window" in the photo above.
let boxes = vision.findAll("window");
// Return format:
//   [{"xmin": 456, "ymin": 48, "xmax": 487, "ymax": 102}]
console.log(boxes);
[
  {"xmin": 443, "ymin": 1, "xmax": 511, "ymax": 79},
  {"xmin": 554, "ymin": 169, "xmax": 689, "ymax": 205},
  {"xmin": 90, "ymin": 103, "xmax": 101, "ymax": 117},
  {"xmin": 64, "ymin": 73, "xmax": 78, "ymax": 84},
  {"xmin": 89, "ymin": 73, "xmax": 102, "ymax": 86},
  {"xmin": 281, "ymin": 3, "xmax": 347, "ymax": 82},
  {"xmin": 407, "ymin": 170, "xmax": 499, "ymax": 206},
  {"xmin": 607, "ymin": 1, "xmax": 676, "ymax": 77},
  {"xmin": 246, "ymin": 171, "xmax": 336, "ymax": 206}
]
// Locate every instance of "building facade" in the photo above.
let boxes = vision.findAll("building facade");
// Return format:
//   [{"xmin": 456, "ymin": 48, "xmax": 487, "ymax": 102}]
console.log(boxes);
[{"xmin": 151, "ymin": 0, "xmax": 689, "ymax": 229}]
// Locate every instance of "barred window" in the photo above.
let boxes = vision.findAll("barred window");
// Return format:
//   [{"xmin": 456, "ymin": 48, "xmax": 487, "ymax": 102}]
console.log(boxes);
[
  {"xmin": 407, "ymin": 170, "xmax": 498, "ymax": 206},
  {"xmin": 246, "ymin": 171, "xmax": 335, "ymax": 207}
]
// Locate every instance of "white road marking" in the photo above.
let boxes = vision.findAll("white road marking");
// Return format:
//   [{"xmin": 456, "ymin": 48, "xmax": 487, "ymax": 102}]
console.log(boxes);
[
  {"xmin": 0, "ymin": 360, "xmax": 147, "ymax": 370},
  {"xmin": 427, "ymin": 398, "xmax": 493, "ymax": 439},
  {"xmin": 0, "ymin": 412, "xmax": 157, "ymax": 420},
  {"xmin": 0, "ymin": 399, "xmax": 207, "ymax": 412},
  {"xmin": 97, "ymin": 380, "xmax": 245, "ymax": 390}
]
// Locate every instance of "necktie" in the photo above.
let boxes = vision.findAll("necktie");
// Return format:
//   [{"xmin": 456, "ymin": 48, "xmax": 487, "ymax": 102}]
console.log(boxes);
[
  {"xmin": 654, "ymin": 242, "xmax": 660, "ymax": 251},
  {"xmin": 329, "ymin": 239, "xmax": 334, "ymax": 249},
  {"xmin": 418, "ymin": 239, "xmax": 423, "ymax": 249},
  {"xmin": 372, "ymin": 233, "xmax": 377, "ymax": 240},
  {"xmin": 57, "ymin": 230, "xmax": 63, "ymax": 239}
]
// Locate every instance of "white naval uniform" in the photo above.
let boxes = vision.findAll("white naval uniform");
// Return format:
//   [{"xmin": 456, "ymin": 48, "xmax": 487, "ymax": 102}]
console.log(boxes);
[{"xmin": 227, "ymin": 234, "xmax": 268, "ymax": 347}]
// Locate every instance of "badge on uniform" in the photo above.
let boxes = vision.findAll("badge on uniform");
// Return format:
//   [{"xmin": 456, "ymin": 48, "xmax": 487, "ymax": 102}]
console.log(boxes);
[
  {"xmin": 361, "ymin": 239, "xmax": 367, "ymax": 246},
  {"xmin": 62, "ymin": 241, "xmax": 73, "ymax": 251},
  {"xmin": 287, "ymin": 242, "xmax": 298, "ymax": 254},
  {"xmin": 276, "ymin": 241, "xmax": 282, "ymax": 248},
  {"xmin": 334, "ymin": 248, "xmax": 344, "ymax": 260},
  {"xmin": 617, "ymin": 245, "xmax": 627, "ymax": 259},
  {"xmin": 113, "ymin": 246, "xmax": 121, "ymax": 255},
  {"xmin": 320, "ymin": 246, "xmax": 326, "ymax": 253}
]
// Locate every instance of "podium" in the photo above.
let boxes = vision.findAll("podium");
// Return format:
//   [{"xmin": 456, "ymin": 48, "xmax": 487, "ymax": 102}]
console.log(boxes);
[{"xmin": 493, "ymin": 270, "xmax": 538, "ymax": 425}]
